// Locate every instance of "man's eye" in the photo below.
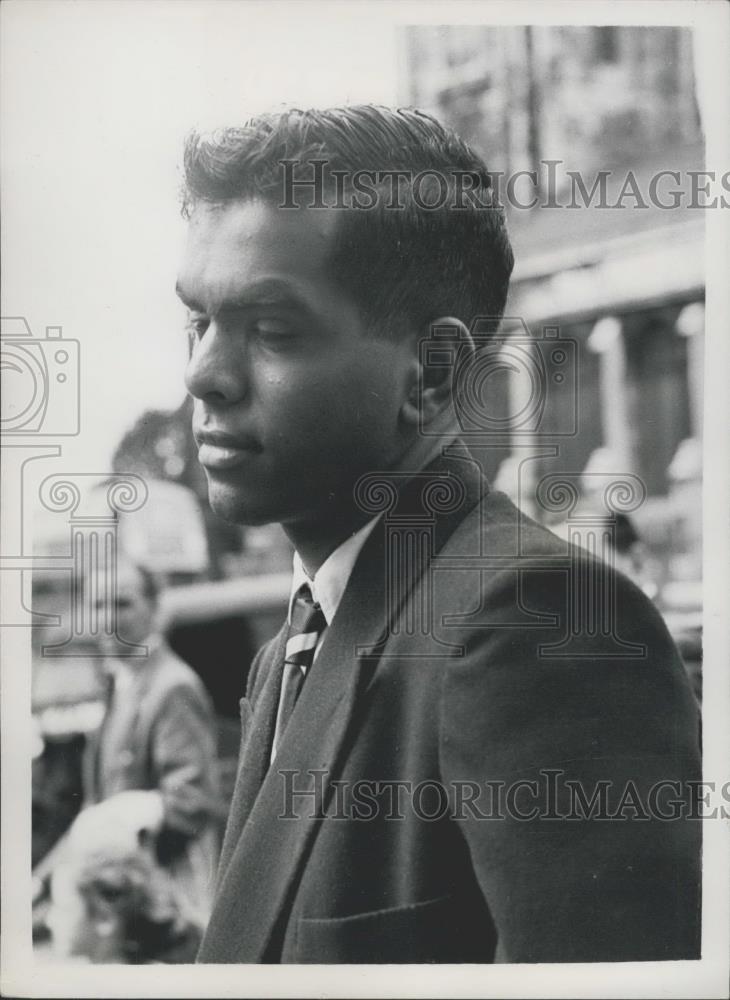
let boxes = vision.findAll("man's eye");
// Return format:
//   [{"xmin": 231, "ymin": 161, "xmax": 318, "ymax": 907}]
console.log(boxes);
[
  {"xmin": 187, "ymin": 315, "xmax": 209, "ymax": 339},
  {"xmin": 254, "ymin": 318, "xmax": 293, "ymax": 337},
  {"xmin": 253, "ymin": 319, "xmax": 298, "ymax": 346}
]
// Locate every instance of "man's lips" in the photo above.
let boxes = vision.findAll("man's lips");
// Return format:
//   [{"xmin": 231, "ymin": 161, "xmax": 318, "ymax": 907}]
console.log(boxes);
[{"xmin": 195, "ymin": 430, "xmax": 262, "ymax": 470}]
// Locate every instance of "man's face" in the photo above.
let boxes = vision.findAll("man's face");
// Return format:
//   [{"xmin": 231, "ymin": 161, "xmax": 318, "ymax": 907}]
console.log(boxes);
[
  {"xmin": 178, "ymin": 200, "xmax": 417, "ymax": 527},
  {"xmin": 93, "ymin": 563, "xmax": 156, "ymax": 653}
]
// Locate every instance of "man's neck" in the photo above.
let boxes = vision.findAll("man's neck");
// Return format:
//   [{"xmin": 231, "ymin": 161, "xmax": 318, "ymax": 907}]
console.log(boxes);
[
  {"xmin": 283, "ymin": 423, "xmax": 459, "ymax": 575},
  {"xmin": 283, "ymin": 507, "xmax": 373, "ymax": 579}
]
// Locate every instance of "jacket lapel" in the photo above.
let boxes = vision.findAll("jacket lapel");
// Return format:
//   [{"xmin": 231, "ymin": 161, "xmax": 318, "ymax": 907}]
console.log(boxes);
[
  {"xmin": 213, "ymin": 625, "xmax": 287, "ymax": 886},
  {"xmin": 199, "ymin": 444, "xmax": 487, "ymax": 963},
  {"xmin": 198, "ymin": 524, "xmax": 387, "ymax": 962}
]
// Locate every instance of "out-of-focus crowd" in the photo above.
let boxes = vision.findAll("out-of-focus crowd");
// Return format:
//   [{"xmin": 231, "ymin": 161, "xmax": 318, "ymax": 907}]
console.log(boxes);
[{"xmin": 33, "ymin": 559, "xmax": 223, "ymax": 964}]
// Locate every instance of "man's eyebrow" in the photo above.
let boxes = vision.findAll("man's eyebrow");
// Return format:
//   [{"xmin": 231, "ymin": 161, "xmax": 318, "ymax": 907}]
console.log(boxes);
[{"xmin": 175, "ymin": 279, "xmax": 310, "ymax": 313}]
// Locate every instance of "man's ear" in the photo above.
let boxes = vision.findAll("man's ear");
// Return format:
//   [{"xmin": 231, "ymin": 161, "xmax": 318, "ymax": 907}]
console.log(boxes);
[{"xmin": 401, "ymin": 316, "xmax": 474, "ymax": 428}]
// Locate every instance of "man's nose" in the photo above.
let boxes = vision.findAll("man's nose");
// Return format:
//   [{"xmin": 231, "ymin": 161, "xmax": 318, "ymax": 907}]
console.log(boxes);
[{"xmin": 184, "ymin": 322, "xmax": 248, "ymax": 403}]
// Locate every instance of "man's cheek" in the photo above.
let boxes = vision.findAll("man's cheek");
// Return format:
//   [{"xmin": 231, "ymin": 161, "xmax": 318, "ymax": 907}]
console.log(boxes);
[{"xmin": 278, "ymin": 392, "xmax": 350, "ymax": 437}]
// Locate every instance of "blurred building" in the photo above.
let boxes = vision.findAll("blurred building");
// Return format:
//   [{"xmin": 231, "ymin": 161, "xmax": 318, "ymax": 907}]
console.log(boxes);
[
  {"xmin": 400, "ymin": 25, "xmax": 704, "ymax": 617},
  {"xmin": 401, "ymin": 26, "xmax": 700, "ymax": 182}
]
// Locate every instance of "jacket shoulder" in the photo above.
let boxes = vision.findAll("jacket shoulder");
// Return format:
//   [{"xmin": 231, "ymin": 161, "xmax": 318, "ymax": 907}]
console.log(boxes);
[
  {"xmin": 434, "ymin": 489, "xmax": 687, "ymax": 675},
  {"xmin": 444, "ymin": 488, "xmax": 569, "ymax": 560}
]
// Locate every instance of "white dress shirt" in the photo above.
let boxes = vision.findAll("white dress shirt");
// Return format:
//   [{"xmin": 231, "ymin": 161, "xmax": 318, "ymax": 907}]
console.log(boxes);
[{"xmin": 287, "ymin": 516, "xmax": 380, "ymax": 658}]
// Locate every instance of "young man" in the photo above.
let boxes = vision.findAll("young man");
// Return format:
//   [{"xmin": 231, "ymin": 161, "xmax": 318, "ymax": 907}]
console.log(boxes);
[{"xmin": 179, "ymin": 106, "xmax": 701, "ymax": 964}]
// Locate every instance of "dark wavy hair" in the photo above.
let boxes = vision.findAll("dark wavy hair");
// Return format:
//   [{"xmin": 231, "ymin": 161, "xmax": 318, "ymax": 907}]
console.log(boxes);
[{"xmin": 181, "ymin": 105, "xmax": 514, "ymax": 338}]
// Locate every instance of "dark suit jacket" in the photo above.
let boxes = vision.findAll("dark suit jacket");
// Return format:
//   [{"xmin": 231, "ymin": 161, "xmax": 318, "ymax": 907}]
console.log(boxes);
[
  {"xmin": 84, "ymin": 642, "xmax": 221, "ymax": 852},
  {"xmin": 198, "ymin": 446, "xmax": 701, "ymax": 964}
]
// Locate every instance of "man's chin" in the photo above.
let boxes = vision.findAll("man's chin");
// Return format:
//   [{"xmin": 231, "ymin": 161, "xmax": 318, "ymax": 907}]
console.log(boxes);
[{"xmin": 207, "ymin": 481, "xmax": 279, "ymax": 527}]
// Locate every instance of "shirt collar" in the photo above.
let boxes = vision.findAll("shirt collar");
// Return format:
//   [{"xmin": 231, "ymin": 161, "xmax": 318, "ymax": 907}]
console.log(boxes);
[{"xmin": 288, "ymin": 517, "xmax": 379, "ymax": 626}]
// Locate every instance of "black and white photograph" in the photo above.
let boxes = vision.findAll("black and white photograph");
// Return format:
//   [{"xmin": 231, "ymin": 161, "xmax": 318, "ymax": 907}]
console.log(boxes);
[{"xmin": 1, "ymin": 1, "xmax": 728, "ymax": 997}]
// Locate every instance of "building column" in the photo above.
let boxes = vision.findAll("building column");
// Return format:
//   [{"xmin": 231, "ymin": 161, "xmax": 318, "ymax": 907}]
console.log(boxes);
[
  {"xmin": 676, "ymin": 302, "xmax": 704, "ymax": 439},
  {"xmin": 586, "ymin": 315, "xmax": 634, "ymax": 475},
  {"xmin": 666, "ymin": 302, "xmax": 704, "ymax": 585}
]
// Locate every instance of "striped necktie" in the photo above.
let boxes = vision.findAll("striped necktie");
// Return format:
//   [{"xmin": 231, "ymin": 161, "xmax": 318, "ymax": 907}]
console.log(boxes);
[{"xmin": 271, "ymin": 584, "xmax": 327, "ymax": 760}]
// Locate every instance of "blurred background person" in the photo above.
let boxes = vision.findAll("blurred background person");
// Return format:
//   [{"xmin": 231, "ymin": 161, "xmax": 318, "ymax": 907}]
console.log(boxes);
[
  {"xmin": 83, "ymin": 559, "xmax": 222, "ymax": 924},
  {"xmin": 45, "ymin": 795, "xmax": 202, "ymax": 964}
]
